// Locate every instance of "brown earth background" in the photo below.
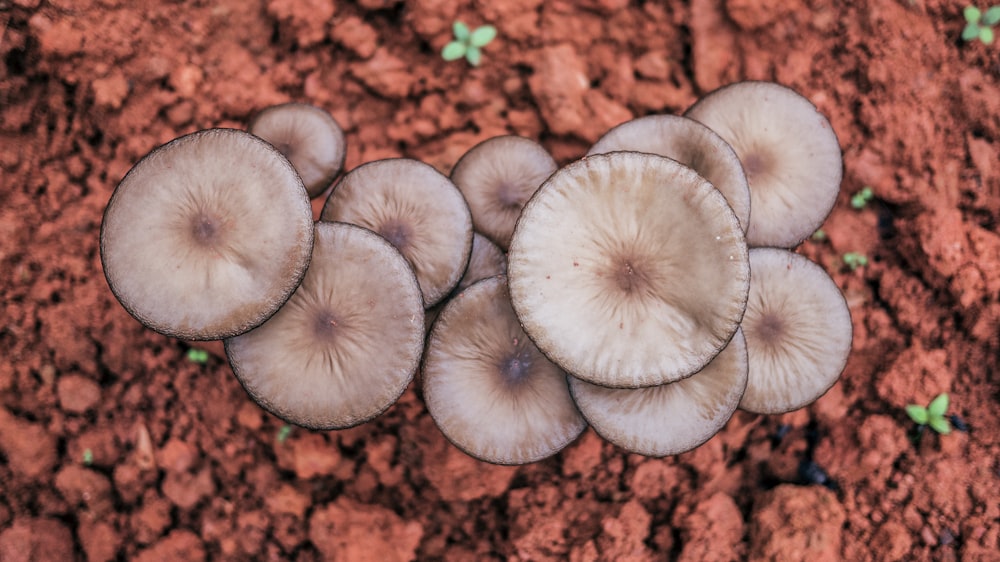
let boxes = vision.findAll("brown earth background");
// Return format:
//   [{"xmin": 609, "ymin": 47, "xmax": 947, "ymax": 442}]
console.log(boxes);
[{"xmin": 1, "ymin": 0, "xmax": 999, "ymax": 560}]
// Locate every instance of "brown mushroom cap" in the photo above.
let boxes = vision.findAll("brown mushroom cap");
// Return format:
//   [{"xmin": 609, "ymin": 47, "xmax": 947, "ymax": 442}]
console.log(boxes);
[
  {"xmin": 569, "ymin": 329, "xmax": 748, "ymax": 457},
  {"xmin": 100, "ymin": 128, "xmax": 313, "ymax": 340},
  {"xmin": 508, "ymin": 152, "xmax": 750, "ymax": 388},
  {"xmin": 450, "ymin": 135, "xmax": 557, "ymax": 249},
  {"xmin": 225, "ymin": 221, "xmax": 425, "ymax": 430},
  {"xmin": 739, "ymin": 248, "xmax": 852, "ymax": 414},
  {"xmin": 422, "ymin": 275, "xmax": 587, "ymax": 464},
  {"xmin": 587, "ymin": 114, "xmax": 751, "ymax": 233},
  {"xmin": 248, "ymin": 103, "xmax": 347, "ymax": 198},
  {"xmin": 320, "ymin": 158, "xmax": 473, "ymax": 308},
  {"xmin": 684, "ymin": 81, "xmax": 843, "ymax": 248}
]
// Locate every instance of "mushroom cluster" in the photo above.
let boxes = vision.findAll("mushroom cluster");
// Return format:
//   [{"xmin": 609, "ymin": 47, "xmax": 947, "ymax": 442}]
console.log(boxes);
[{"xmin": 102, "ymin": 81, "xmax": 852, "ymax": 465}]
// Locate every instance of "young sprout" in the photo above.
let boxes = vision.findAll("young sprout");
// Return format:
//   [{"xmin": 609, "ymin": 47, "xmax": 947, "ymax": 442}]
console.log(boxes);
[
  {"xmin": 850, "ymin": 186, "xmax": 874, "ymax": 209},
  {"xmin": 442, "ymin": 21, "xmax": 497, "ymax": 67},
  {"xmin": 277, "ymin": 424, "xmax": 293, "ymax": 443},
  {"xmin": 82, "ymin": 448, "xmax": 94, "ymax": 466},
  {"xmin": 811, "ymin": 229, "xmax": 827, "ymax": 242},
  {"xmin": 842, "ymin": 252, "xmax": 868, "ymax": 271},
  {"xmin": 905, "ymin": 393, "xmax": 952, "ymax": 435},
  {"xmin": 962, "ymin": 6, "xmax": 1000, "ymax": 45},
  {"xmin": 186, "ymin": 348, "xmax": 209, "ymax": 364}
]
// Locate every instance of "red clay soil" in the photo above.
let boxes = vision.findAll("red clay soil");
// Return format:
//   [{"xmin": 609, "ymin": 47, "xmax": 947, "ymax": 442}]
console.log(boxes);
[{"xmin": 1, "ymin": 0, "xmax": 998, "ymax": 560}]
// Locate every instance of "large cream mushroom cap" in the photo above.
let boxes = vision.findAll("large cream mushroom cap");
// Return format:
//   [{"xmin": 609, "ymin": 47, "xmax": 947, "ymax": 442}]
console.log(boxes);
[
  {"xmin": 101, "ymin": 128, "xmax": 313, "ymax": 340},
  {"xmin": 508, "ymin": 152, "xmax": 750, "ymax": 388}
]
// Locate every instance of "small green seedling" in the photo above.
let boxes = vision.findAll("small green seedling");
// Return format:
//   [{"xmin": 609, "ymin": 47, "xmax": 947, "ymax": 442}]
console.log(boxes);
[
  {"xmin": 82, "ymin": 448, "xmax": 94, "ymax": 466},
  {"xmin": 811, "ymin": 229, "xmax": 827, "ymax": 242},
  {"xmin": 850, "ymin": 186, "xmax": 874, "ymax": 209},
  {"xmin": 186, "ymin": 348, "xmax": 209, "ymax": 364},
  {"xmin": 963, "ymin": 6, "xmax": 1000, "ymax": 44},
  {"xmin": 906, "ymin": 393, "xmax": 952, "ymax": 435},
  {"xmin": 277, "ymin": 424, "xmax": 293, "ymax": 443},
  {"xmin": 442, "ymin": 21, "xmax": 497, "ymax": 67},
  {"xmin": 842, "ymin": 252, "xmax": 868, "ymax": 271}
]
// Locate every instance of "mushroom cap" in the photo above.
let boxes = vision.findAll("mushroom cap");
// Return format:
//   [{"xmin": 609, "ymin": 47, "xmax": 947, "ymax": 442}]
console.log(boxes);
[
  {"xmin": 508, "ymin": 152, "xmax": 750, "ymax": 388},
  {"xmin": 739, "ymin": 248, "xmax": 852, "ymax": 414},
  {"xmin": 248, "ymin": 103, "xmax": 347, "ymax": 198},
  {"xmin": 684, "ymin": 81, "xmax": 843, "ymax": 248},
  {"xmin": 569, "ymin": 328, "xmax": 748, "ymax": 457},
  {"xmin": 100, "ymin": 128, "xmax": 314, "ymax": 340},
  {"xmin": 456, "ymin": 232, "xmax": 507, "ymax": 293},
  {"xmin": 450, "ymin": 135, "xmax": 558, "ymax": 249},
  {"xmin": 587, "ymin": 114, "xmax": 750, "ymax": 233},
  {"xmin": 320, "ymin": 158, "xmax": 473, "ymax": 308},
  {"xmin": 422, "ymin": 275, "xmax": 587, "ymax": 464},
  {"xmin": 225, "ymin": 221, "xmax": 425, "ymax": 430}
]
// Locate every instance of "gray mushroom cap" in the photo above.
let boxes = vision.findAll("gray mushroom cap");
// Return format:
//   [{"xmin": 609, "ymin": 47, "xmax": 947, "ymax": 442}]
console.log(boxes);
[
  {"xmin": 248, "ymin": 103, "xmax": 347, "ymax": 199},
  {"xmin": 569, "ymin": 329, "xmax": 748, "ymax": 457},
  {"xmin": 225, "ymin": 222, "xmax": 425, "ymax": 430},
  {"xmin": 507, "ymin": 152, "xmax": 750, "ymax": 388},
  {"xmin": 588, "ymin": 114, "xmax": 751, "ymax": 234},
  {"xmin": 320, "ymin": 158, "xmax": 473, "ymax": 308},
  {"xmin": 450, "ymin": 135, "xmax": 557, "ymax": 250},
  {"xmin": 739, "ymin": 248, "xmax": 852, "ymax": 414},
  {"xmin": 422, "ymin": 275, "xmax": 587, "ymax": 465},
  {"xmin": 685, "ymin": 81, "xmax": 843, "ymax": 248},
  {"xmin": 100, "ymin": 128, "xmax": 314, "ymax": 340}
]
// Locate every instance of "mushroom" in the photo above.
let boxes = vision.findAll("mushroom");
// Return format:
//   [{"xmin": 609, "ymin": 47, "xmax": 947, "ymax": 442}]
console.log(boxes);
[
  {"xmin": 422, "ymin": 275, "xmax": 587, "ymax": 464},
  {"xmin": 739, "ymin": 248, "xmax": 852, "ymax": 414},
  {"xmin": 587, "ymin": 114, "xmax": 750, "ymax": 234},
  {"xmin": 225, "ymin": 221, "xmax": 425, "ymax": 430},
  {"xmin": 100, "ymin": 128, "xmax": 314, "ymax": 340},
  {"xmin": 450, "ymin": 135, "xmax": 558, "ymax": 249},
  {"xmin": 320, "ymin": 158, "xmax": 473, "ymax": 309},
  {"xmin": 456, "ymin": 232, "xmax": 507, "ymax": 293},
  {"xmin": 248, "ymin": 103, "xmax": 347, "ymax": 198},
  {"xmin": 684, "ymin": 81, "xmax": 843, "ymax": 248},
  {"xmin": 507, "ymin": 152, "xmax": 750, "ymax": 388},
  {"xmin": 568, "ymin": 329, "xmax": 748, "ymax": 457}
]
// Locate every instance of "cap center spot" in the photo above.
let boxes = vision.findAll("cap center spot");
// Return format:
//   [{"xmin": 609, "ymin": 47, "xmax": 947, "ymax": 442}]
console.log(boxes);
[
  {"xmin": 313, "ymin": 310, "xmax": 341, "ymax": 339},
  {"xmin": 378, "ymin": 219, "xmax": 412, "ymax": 251},
  {"xmin": 754, "ymin": 312, "xmax": 785, "ymax": 347},
  {"xmin": 499, "ymin": 344, "xmax": 533, "ymax": 385},
  {"xmin": 496, "ymin": 182, "xmax": 524, "ymax": 209},
  {"xmin": 611, "ymin": 258, "xmax": 654, "ymax": 296},
  {"xmin": 191, "ymin": 213, "xmax": 222, "ymax": 246},
  {"xmin": 742, "ymin": 151, "xmax": 773, "ymax": 184}
]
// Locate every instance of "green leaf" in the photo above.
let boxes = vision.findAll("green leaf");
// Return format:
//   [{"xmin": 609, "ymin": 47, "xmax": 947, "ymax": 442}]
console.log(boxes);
[
  {"xmin": 928, "ymin": 393, "xmax": 949, "ymax": 417},
  {"xmin": 965, "ymin": 6, "xmax": 982, "ymax": 23},
  {"xmin": 277, "ymin": 425, "xmax": 293, "ymax": 443},
  {"xmin": 905, "ymin": 404, "xmax": 929, "ymax": 425},
  {"xmin": 980, "ymin": 25, "xmax": 995, "ymax": 44},
  {"xmin": 186, "ymin": 348, "xmax": 208, "ymax": 364},
  {"xmin": 453, "ymin": 21, "xmax": 470, "ymax": 42},
  {"xmin": 983, "ymin": 6, "xmax": 1000, "ymax": 25},
  {"xmin": 442, "ymin": 41, "xmax": 467, "ymax": 61},
  {"xmin": 963, "ymin": 22, "xmax": 981, "ymax": 40},
  {"xmin": 928, "ymin": 415, "xmax": 952, "ymax": 435},
  {"xmin": 465, "ymin": 45, "xmax": 482, "ymax": 66},
  {"xmin": 861, "ymin": 186, "xmax": 873, "ymax": 199},
  {"xmin": 469, "ymin": 25, "xmax": 497, "ymax": 47}
]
